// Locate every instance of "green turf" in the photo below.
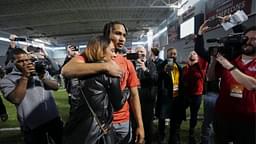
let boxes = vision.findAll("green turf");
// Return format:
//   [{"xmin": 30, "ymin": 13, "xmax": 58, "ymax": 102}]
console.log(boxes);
[{"xmin": 0, "ymin": 89, "xmax": 69, "ymax": 144}]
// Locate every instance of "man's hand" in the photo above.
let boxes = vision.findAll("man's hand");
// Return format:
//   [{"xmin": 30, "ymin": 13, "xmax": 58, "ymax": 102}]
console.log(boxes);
[
  {"xmin": 105, "ymin": 60, "xmax": 122, "ymax": 77},
  {"xmin": 217, "ymin": 15, "xmax": 230, "ymax": 23},
  {"xmin": 137, "ymin": 59, "xmax": 147, "ymax": 71},
  {"xmin": 164, "ymin": 64, "xmax": 172, "ymax": 74},
  {"xmin": 198, "ymin": 20, "xmax": 210, "ymax": 35},
  {"xmin": 216, "ymin": 53, "xmax": 233, "ymax": 70},
  {"xmin": 135, "ymin": 127, "xmax": 145, "ymax": 144},
  {"xmin": 18, "ymin": 62, "xmax": 35, "ymax": 78},
  {"xmin": 39, "ymin": 72, "xmax": 46, "ymax": 80}
]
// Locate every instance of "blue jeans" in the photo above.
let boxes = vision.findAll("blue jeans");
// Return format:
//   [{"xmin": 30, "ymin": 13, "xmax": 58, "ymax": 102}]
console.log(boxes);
[
  {"xmin": 113, "ymin": 121, "xmax": 132, "ymax": 143},
  {"xmin": 201, "ymin": 92, "xmax": 218, "ymax": 144}
]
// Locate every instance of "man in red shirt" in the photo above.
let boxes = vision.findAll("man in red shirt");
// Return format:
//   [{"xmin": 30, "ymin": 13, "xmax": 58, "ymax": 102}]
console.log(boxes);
[
  {"xmin": 208, "ymin": 26, "xmax": 256, "ymax": 144},
  {"xmin": 62, "ymin": 21, "xmax": 144, "ymax": 144},
  {"xmin": 183, "ymin": 42, "xmax": 208, "ymax": 144}
]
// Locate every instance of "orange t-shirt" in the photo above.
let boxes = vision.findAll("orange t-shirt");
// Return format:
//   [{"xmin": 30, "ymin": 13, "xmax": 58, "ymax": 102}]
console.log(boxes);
[
  {"xmin": 76, "ymin": 54, "xmax": 140, "ymax": 123},
  {"xmin": 112, "ymin": 54, "xmax": 140, "ymax": 123}
]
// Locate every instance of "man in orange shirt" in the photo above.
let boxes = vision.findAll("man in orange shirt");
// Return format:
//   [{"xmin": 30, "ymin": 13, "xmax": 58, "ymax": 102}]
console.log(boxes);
[{"xmin": 62, "ymin": 21, "xmax": 144, "ymax": 144}]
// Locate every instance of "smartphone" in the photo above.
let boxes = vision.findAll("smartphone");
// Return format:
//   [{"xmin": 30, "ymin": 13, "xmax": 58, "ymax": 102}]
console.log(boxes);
[
  {"xmin": 14, "ymin": 37, "xmax": 27, "ymax": 41},
  {"xmin": 126, "ymin": 53, "xmax": 138, "ymax": 60},
  {"xmin": 167, "ymin": 58, "xmax": 173, "ymax": 66},
  {"xmin": 207, "ymin": 18, "xmax": 221, "ymax": 27}
]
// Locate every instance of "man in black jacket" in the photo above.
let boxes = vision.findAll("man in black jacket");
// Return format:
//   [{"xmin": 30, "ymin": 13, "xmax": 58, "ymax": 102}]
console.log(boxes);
[
  {"xmin": 134, "ymin": 46, "xmax": 158, "ymax": 144},
  {"xmin": 62, "ymin": 45, "xmax": 79, "ymax": 107},
  {"xmin": 156, "ymin": 48, "xmax": 186, "ymax": 144}
]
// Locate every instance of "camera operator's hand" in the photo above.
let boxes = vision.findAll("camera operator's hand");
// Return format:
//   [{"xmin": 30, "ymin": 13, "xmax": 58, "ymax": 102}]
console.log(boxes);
[
  {"xmin": 17, "ymin": 61, "xmax": 35, "ymax": 78},
  {"xmin": 217, "ymin": 15, "xmax": 230, "ymax": 23},
  {"xmin": 198, "ymin": 21, "xmax": 210, "ymax": 35},
  {"xmin": 216, "ymin": 53, "xmax": 234, "ymax": 70},
  {"xmin": 38, "ymin": 72, "xmax": 46, "ymax": 80}
]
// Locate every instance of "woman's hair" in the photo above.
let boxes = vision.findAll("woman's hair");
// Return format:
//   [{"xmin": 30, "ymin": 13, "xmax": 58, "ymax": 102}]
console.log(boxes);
[{"xmin": 84, "ymin": 36, "xmax": 111, "ymax": 62}]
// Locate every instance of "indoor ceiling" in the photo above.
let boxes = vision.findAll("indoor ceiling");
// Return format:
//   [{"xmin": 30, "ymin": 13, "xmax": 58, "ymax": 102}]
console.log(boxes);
[{"xmin": 0, "ymin": 0, "xmax": 178, "ymax": 47}]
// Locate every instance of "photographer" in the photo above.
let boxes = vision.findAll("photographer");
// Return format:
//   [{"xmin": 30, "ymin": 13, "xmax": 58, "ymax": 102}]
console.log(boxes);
[
  {"xmin": 156, "ymin": 48, "xmax": 186, "ymax": 144},
  {"xmin": 133, "ymin": 46, "xmax": 158, "ymax": 144},
  {"xmin": 27, "ymin": 46, "xmax": 60, "ymax": 77},
  {"xmin": 208, "ymin": 26, "xmax": 256, "ymax": 144},
  {"xmin": 62, "ymin": 45, "xmax": 79, "ymax": 108},
  {"xmin": 0, "ymin": 48, "xmax": 63, "ymax": 144},
  {"xmin": 183, "ymin": 29, "xmax": 208, "ymax": 143},
  {"xmin": 5, "ymin": 34, "xmax": 18, "ymax": 74}
]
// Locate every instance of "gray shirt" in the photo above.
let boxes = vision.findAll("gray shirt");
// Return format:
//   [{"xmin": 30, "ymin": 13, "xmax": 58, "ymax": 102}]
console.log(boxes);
[{"xmin": 0, "ymin": 67, "xmax": 59, "ymax": 129}]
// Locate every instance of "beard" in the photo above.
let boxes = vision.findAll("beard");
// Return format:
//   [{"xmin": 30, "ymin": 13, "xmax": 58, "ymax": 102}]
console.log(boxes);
[{"xmin": 242, "ymin": 44, "xmax": 256, "ymax": 56}]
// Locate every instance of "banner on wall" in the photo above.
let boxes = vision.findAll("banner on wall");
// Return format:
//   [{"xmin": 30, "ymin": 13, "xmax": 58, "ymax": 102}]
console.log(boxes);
[
  {"xmin": 167, "ymin": 23, "xmax": 180, "ymax": 44},
  {"xmin": 205, "ymin": 0, "xmax": 252, "ymax": 20}
]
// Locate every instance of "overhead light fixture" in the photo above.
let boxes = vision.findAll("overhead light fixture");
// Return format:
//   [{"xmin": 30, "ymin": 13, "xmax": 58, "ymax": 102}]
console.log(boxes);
[
  {"xmin": 0, "ymin": 37, "xmax": 10, "ymax": 42},
  {"xmin": 153, "ymin": 27, "xmax": 167, "ymax": 39},
  {"xmin": 34, "ymin": 38, "xmax": 51, "ymax": 45},
  {"xmin": 132, "ymin": 41, "xmax": 147, "ymax": 45},
  {"xmin": 79, "ymin": 45, "xmax": 87, "ymax": 48},
  {"xmin": 51, "ymin": 47, "xmax": 66, "ymax": 50}
]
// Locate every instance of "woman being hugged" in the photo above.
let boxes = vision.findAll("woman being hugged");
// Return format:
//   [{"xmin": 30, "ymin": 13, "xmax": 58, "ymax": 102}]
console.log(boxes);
[{"xmin": 63, "ymin": 36, "xmax": 125, "ymax": 144}]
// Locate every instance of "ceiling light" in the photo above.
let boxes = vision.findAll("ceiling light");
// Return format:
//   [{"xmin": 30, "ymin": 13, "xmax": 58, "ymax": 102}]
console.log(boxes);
[{"xmin": 0, "ymin": 37, "xmax": 10, "ymax": 42}]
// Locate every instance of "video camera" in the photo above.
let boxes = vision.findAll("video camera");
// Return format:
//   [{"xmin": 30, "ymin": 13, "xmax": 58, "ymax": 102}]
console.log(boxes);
[
  {"xmin": 206, "ymin": 33, "xmax": 248, "ymax": 60},
  {"xmin": 34, "ymin": 59, "xmax": 47, "ymax": 74},
  {"xmin": 68, "ymin": 45, "xmax": 79, "ymax": 51},
  {"xmin": 27, "ymin": 46, "xmax": 47, "ymax": 75},
  {"xmin": 29, "ymin": 58, "xmax": 47, "ymax": 76}
]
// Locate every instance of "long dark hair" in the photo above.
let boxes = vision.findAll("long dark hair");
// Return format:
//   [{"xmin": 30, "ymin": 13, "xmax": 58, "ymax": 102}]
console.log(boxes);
[{"xmin": 103, "ymin": 21, "xmax": 128, "ymax": 39}]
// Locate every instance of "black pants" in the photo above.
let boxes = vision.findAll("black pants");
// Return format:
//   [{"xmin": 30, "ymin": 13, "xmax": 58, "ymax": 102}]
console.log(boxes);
[
  {"xmin": 23, "ymin": 117, "xmax": 63, "ymax": 144},
  {"xmin": 186, "ymin": 95, "xmax": 202, "ymax": 133},
  {"xmin": 141, "ymin": 102, "xmax": 154, "ymax": 144},
  {"xmin": 168, "ymin": 96, "xmax": 185, "ymax": 144},
  {"xmin": 213, "ymin": 113, "xmax": 256, "ymax": 144}
]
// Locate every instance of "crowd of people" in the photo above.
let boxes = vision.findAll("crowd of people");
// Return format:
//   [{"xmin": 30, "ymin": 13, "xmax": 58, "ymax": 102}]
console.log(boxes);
[{"xmin": 0, "ymin": 14, "xmax": 255, "ymax": 144}]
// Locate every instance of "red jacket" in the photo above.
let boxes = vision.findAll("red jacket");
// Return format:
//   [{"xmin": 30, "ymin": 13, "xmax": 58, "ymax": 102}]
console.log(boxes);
[{"xmin": 183, "ymin": 56, "xmax": 208, "ymax": 96}]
